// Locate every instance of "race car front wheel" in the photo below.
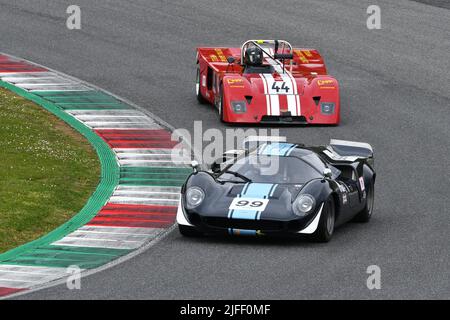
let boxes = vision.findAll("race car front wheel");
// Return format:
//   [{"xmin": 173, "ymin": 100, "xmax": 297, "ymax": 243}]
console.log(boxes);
[
  {"xmin": 217, "ymin": 84, "xmax": 225, "ymax": 122},
  {"xmin": 196, "ymin": 66, "xmax": 207, "ymax": 104},
  {"xmin": 312, "ymin": 196, "xmax": 335, "ymax": 242},
  {"xmin": 179, "ymin": 224, "xmax": 204, "ymax": 237}
]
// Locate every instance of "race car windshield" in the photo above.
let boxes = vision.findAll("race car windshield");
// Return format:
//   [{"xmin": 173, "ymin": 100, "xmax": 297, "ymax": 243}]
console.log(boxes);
[{"xmin": 219, "ymin": 155, "xmax": 322, "ymax": 184}]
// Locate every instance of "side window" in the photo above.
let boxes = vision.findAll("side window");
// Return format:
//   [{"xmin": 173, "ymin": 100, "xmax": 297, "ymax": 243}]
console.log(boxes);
[{"xmin": 207, "ymin": 67, "xmax": 213, "ymax": 90}]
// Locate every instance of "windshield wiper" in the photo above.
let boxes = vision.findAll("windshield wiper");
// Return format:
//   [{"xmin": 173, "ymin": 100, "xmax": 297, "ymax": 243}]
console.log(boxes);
[{"xmin": 223, "ymin": 170, "xmax": 252, "ymax": 183}]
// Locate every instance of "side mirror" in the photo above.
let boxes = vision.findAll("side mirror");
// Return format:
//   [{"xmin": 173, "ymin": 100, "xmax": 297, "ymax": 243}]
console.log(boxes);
[
  {"xmin": 210, "ymin": 161, "xmax": 221, "ymax": 173},
  {"xmin": 227, "ymin": 56, "xmax": 236, "ymax": 64},
  {"xmin": 191, "ymin": 160, "xmax": 199, "ymax": 173},
  {"xmin": 323, "ymin": 168, "xmax": 332, "ymax": 178}
]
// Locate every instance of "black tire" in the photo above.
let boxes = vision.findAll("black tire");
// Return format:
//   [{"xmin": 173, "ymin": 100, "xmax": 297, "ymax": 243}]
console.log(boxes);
[
  {"xmin": 217, "ymin": 84, "xmax": 225, "ymax": 122},
  {"xmin": 352, "ymin": 182, "xmax": 374, "ymax": 223},
  {"xmin": 178, "ymin": 224, "xmax": 204, "ymax": 237},
  {"xmin": 312, "ymin": 196, "xmax": 336, "ymax": 243},
  {"xmin": 196, "ymin": 66, "xmax": 207, "ymax": 104}
]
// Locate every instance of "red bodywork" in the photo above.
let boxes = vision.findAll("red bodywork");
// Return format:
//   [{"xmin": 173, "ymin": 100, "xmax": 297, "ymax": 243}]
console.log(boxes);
[{"xmin": 196, "ymin": 44, "xmax": 340, "ymax": 125}]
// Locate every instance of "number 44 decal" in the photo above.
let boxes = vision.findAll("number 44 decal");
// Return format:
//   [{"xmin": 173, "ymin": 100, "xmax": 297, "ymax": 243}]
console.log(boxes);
[{"xmin": 271, "ymin": 81, "xmax": 290, "ymax": 93}]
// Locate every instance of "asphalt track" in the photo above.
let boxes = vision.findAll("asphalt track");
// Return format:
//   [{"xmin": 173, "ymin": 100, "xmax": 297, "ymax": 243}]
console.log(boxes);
[{"xmin": 0, "ymin": 0, "xmax": 448, "ymax": 299}]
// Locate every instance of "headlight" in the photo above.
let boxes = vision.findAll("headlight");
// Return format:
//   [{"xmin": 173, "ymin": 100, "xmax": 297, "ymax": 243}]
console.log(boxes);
[
  {"xmin": 292, "ymin": 194, "xmax": 316, "ymax": 217},
  {"xmin": 320, "ymin": 102, "xmax": 335, "ymax": 115},
  {"xmin": 185, "ymin": 187, "xmax": 205, "ymax": 209},
  {"xmin": 231, "ymin": 101, "xmax": 247, "ymax": 113}
]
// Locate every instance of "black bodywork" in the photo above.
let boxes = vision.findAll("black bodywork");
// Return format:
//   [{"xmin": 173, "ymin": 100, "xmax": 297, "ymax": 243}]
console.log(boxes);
[{"xmin": 179, "ymin": 141, "xmax": 376, "ymax": 237}]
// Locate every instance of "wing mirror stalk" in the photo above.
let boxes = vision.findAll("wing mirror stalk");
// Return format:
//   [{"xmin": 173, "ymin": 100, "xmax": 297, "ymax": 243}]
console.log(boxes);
[
  {"xmin": 191, "ymin": 160, "xmax": 199, "ymax": 173},
  {"xmin": 323, "ymin": 168, "xmax": 332, "ymax": 178}
]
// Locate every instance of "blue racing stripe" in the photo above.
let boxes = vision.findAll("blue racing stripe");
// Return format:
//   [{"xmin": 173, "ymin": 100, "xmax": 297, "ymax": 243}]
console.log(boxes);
[
  {"xmin": 269, "ymin": 184, "xmax": 278, "ymax": 197},
  {"xmin": 242, "ymin": 183, "xmax": 274, "ymax": 197},
  {"xmin": 232, "ymin": 209, "xmax": 260, "ymax": 220},
  {"xmin": 255, "ymin": 183, "xmax": 278, "ymax": 220},
  {"xmin": 258, "ymin": 143, "xmax": 297, "ymax": 156},
  {"xmin": 284, "ymin": 144, "xmax": 297, "ymax": 156},
  {"xmin": 230, "ymin": 183, "xmax": 275, "ymax": 220}
]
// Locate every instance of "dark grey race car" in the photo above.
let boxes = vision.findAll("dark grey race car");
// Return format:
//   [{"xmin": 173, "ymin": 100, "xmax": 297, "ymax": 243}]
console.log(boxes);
[{"xmin": 177, "ymin": 138, "xmax": 375, "ymax": 242}]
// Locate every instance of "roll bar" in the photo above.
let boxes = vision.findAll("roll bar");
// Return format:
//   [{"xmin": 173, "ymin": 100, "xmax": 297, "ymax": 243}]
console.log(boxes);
[{"xmin": 240, "ymin": 40, "xmax": 294, "ymax": 72}]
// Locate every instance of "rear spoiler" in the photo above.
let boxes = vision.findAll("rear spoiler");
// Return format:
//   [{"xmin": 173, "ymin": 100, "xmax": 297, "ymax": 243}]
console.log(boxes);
[{"xmin": 324, "ymin": 139, "xmax": 374, "ymax": 166}]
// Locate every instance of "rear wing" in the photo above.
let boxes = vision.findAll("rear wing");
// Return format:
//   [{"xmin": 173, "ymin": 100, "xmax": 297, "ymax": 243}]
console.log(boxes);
[{"xmin": 323, "ymin": 139, "xmax": 374, "ymax": 166}]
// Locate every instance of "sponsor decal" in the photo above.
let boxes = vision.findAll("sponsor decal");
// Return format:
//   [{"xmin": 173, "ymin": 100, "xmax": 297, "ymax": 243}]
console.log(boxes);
[
  {"xmin": 342, "ymin": 193, "xmax": 348, "ymax": 205},
  {"xmin": 294, "ymin": 50, "xmax": 309, "ymax": 63},
  {"xmin": 214, "ymin": 48, "xmax": 227, "ymax": 62},
  {"xmin": 359, "ymin": 177, "xmax": 366, "ymax": 192},
  {"xmin": 227, "ymin": 78, "xmax": 244, "ymax": 84},
  {"xmin": 302, "ymin": 50, "xmax": 313, "ymax": 58},
  {"xmin": 339, "ymin": 183, "xmax": 348, "ymax": 204},
  {"xmin": 338, "ymin": 183, "xmax": 348, "ymax": 193},
  {"xmin": 229, "ymin": 198, "xmax": 269, "ymax": 211},
  {"xmin": 317, "ymin": 79, "xmax": 334, "ymax": 86}
]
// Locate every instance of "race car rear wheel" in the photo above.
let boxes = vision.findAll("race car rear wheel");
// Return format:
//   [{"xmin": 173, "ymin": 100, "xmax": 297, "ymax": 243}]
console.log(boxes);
[
  {"xmin": 312, "ymin": 196, "xmax": 335, "ymax": 242},
  {"xmin": 352, "ymin": 182, "xmax": 374, "ymax": 223},
  {"xmin": 196, "ymin": 66, "xmax": 207, "ymax": 104},
  {"xmin": 179, "ymin": 224, "xmax": 204, "ymax": 237}
]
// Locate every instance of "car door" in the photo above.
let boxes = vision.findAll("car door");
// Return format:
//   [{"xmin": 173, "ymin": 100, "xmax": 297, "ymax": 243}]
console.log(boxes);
[{"xmin": 335, "ymin": 165, "xmax": 362, "ymax": 222}]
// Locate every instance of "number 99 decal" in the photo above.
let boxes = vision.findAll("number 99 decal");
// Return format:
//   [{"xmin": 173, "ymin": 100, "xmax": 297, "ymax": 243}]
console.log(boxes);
[{"xmin": 229, "ymin": 198, "xmax": 269, "ymax": 211}]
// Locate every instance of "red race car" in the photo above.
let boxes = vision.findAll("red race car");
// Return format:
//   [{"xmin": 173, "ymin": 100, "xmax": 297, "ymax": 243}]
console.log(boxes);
[{"xmin": 196, "ymin": 40, "xmax": 340, "ymax": 125}]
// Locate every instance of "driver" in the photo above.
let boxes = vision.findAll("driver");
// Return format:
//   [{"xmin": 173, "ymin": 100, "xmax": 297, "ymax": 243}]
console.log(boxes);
[{"xmin": 244, "ymin": 46, "xmax": 263, "ymax": 66}]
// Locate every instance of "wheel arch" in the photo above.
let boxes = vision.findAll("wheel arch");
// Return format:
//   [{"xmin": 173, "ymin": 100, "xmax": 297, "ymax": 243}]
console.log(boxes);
[{"xmin": 362, "ymin": 163, "xmax": 376, "ymax": 185}]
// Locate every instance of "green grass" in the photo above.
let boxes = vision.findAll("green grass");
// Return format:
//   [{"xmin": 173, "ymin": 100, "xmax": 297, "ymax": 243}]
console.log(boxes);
[{"xmin": 0, "ymin": 88, "xmax": 100, "ymax": 253}]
